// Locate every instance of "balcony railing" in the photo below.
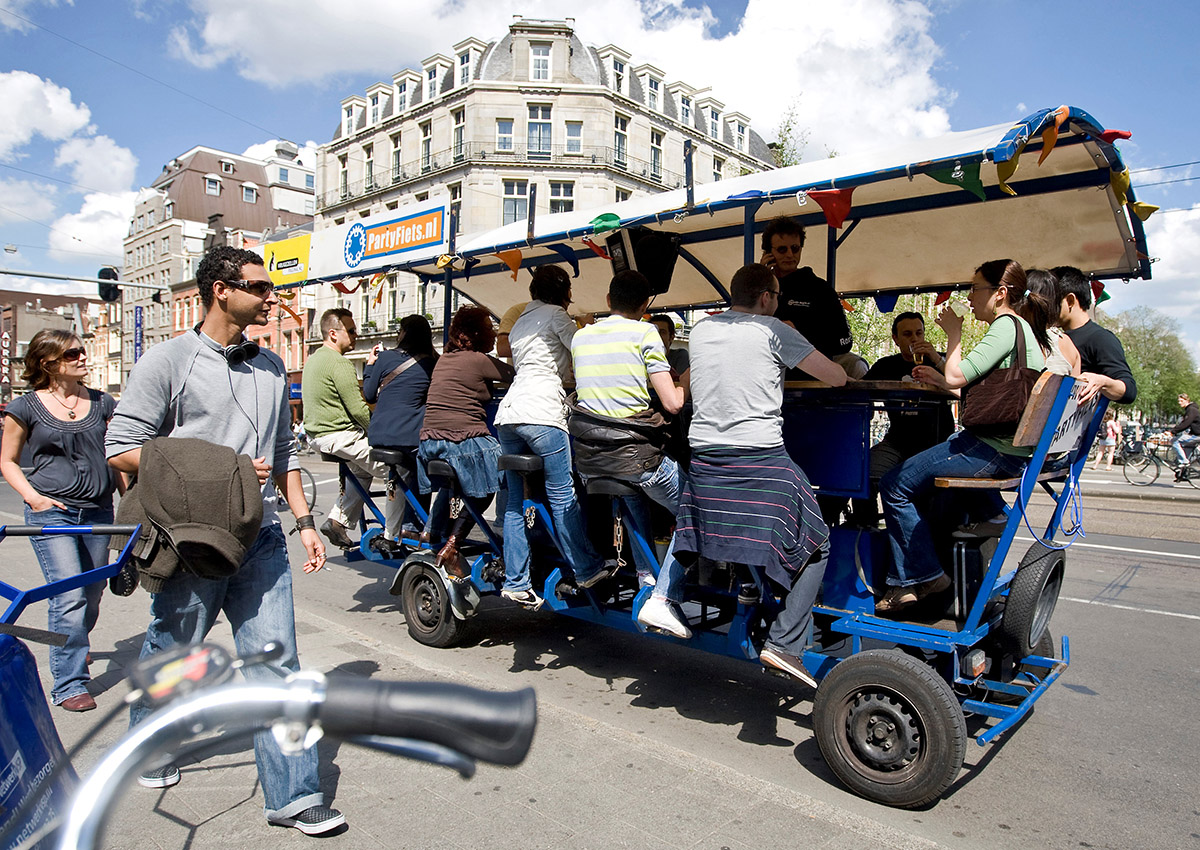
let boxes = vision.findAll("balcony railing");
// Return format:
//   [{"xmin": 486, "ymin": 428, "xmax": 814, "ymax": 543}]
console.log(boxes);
[{"xmin": 318, "ymin": 142, "xmax": 691, "ymax": 210}]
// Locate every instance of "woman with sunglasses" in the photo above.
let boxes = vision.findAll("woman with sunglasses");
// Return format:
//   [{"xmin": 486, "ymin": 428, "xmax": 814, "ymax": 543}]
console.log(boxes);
[
  {"xmin": 876, "ymin": 259, "xmax": 1050, "ymax": 614},
  {"xmin": 0, "ymin": 330, "xmax": 123, "ymax": 711}
]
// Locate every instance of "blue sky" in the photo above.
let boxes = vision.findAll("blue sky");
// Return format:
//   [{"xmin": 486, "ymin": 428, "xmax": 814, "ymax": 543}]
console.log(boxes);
[{"xmin": 2, "ymin": 0, "xmax": 1197, "ymax": 354}]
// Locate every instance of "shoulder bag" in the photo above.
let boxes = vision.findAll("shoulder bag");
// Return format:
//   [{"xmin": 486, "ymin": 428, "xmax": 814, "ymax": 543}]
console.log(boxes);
[{"xmin": 959, "ymin": 315, "xmax": 1043, "ymax": 434}]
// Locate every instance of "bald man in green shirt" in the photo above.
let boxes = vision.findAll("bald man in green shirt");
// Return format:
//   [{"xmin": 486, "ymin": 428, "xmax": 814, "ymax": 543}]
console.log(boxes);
[{"xmin": 302, "ymin": 308, "xmax": 395, "ymax": 548}]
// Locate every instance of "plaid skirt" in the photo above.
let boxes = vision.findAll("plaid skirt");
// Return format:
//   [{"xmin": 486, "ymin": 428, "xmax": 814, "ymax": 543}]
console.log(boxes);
[{"xmin": 674, "ymin": 445, "xmax": 829, "ymax": 586}]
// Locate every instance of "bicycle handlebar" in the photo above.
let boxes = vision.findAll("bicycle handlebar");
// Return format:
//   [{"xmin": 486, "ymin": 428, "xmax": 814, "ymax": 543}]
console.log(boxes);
[
  {"xmin": 57, "ymin": 673, "xmax": 536, "ymax": 850},
  {"xmin": 1, "ymin": 525, "xmax": 141, "ymax": 537}
]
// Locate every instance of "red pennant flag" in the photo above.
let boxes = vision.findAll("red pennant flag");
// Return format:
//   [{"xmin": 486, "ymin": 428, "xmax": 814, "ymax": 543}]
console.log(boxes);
[
  {"xmin": 332, "ymin": 279, "xmax": 363, "ymax": 294},
  {"xmin": 1098, "ymin": 129, "xmax": 1131, "ymax": 144},
  {"xmin": 806, "ymin": 188, "xmax": 855, "ymax": 229},
  {"xmin": 840, "ymin": 298, "xmax": 856, "ymax": 312},
  {"xmin": 1090, "ymin": 279, "xmax": 1105, "ymax": 301},
  {"xmin": 581, "ymin": 236, "xmax": 610, "ymax": 259},
  {"xmin": 933, "ymin": 290, "xmax": 952, "ymax": 306}
]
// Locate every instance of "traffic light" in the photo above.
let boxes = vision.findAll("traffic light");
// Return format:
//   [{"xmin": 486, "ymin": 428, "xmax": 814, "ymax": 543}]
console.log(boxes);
[{"xmin": 98, "ymin": 267, "xmax": 120, "ymax": 302}]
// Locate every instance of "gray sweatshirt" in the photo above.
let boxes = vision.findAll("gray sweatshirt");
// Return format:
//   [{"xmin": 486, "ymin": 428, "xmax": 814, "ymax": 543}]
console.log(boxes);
[{"xmin": 105, "ymin": 330, "xmax": 297, "ymax": 527}]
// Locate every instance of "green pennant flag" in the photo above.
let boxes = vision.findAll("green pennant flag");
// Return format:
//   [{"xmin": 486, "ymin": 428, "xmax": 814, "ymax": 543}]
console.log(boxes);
[
  {"xmin": 927, "ymin": 160, "xmax": 986, "ymax": 201},
  {"xmin": 589, "ymin": 212, "xmax": 621, "ymax": 234}
]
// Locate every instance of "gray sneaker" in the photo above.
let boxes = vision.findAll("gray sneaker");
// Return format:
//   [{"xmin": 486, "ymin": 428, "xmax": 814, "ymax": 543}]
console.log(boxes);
[
  {"xmin": 268, "ymin": 805, "xmax": 346, "ymax": 836},
  {"xmin": 138, "ymin": 764, "xmax": 181, "ymax": 789},
  {"xmin": 759, "ymin": 646, "xmax": 817, "ymax": 688}
]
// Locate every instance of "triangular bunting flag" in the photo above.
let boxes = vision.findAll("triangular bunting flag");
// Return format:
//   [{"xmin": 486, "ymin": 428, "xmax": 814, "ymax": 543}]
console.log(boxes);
[
  {"xmin": 495, "ymin": 249, "xmax": 523, "ymax": 281},
  {"xmin": 463, "ymin": 257, "xmax": 481, "ymax": 282},
  {"xmin": 1129, "ymin": 201, "xmax": 1159, "ymax": 221},
  {"xmin": 581, "ymin": 236, "xmax": 610, "ymax": 260},
  {"xmin": 331, "ymin": 279, "xmax": 362, "ymax": 294},
  {"xmin": 1037, "ymin": 105, "xmax": 1070, "ymax": 166},
  {"xmin": 873, "ymin": 294, "xmax": 900, "ymax": 313},
  {"xmin": 933, "ymin": 290, "xmax": 952, "ymax": 306},
  {"xmin": 996, "ymin": 145, "xmax": 1024, "ymax": 196},
  {"xmin": 278, "ymin": 301, "xmax": 303, "ymax": 325},
  {"xmin": 589, "ymin": 213, "xmax": 621, "ymax": 234},
  {"xmin": 1090, "ymin": 279, "xmax": 1111, "ymax": 305},
  {"xmin": 840, "ymin": 298, "xmax": 856, "ymax": 312},
  {"xmin": 1098, "ymin": 129, "xmax": 1131, "ymax": 144},
  {"xmin": 926, "ymin": 160, "xmax": 986, "ymax": 201},
  {"xmin": 1110, "ymin": 168, "xmax": 1131, "ymax": 207},
  {"xmin": 545, "ymin": 243, "xmax": 581, "ymax": 278},
  {"xmin": 807, "ymin": 188, "xmax": 855, "ymax": 229},
  {"xmin": 436, "ymin": 254, "xmax": 455, "ymax": 269},
  {"xmin": 371, "ymin": 272, "xmax": 387, "ymax": 307}
]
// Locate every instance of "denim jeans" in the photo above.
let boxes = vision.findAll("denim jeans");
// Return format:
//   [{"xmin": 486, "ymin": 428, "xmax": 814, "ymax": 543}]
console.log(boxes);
[
  {"xmin": 763, "ymin": 541, "xmax": 830, "ymax": 657},
  {"xmin": 1172, "ymin": 433, "xmax": 1200, "ymax": 464},
  {"xmin": 24, "ymin": 503, "xmax": 112, "ymax": 704},
  {"xmin": 619, "ymin": 455, "xmax": 685, "ymax": 604},
  {"xmin": 313, "ymin": 429, "xmax": 399, "ymax": 534},
  {"xmin": 497, "ymin": 424, "xmax": 604, "ymax": 591},
  {"xmin": 880, "ymin": 431, "xmax": 1025, "ymax": 588},
  {"xmin": 129, "ymin": 525, "xmax": 323, "ymax": 820}
]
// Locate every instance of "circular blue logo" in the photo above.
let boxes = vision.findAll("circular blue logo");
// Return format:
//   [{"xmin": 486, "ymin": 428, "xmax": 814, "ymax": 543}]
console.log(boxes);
[{"xmin": 344, "ymin": 222, "xmax": 366, "ymax": 268}]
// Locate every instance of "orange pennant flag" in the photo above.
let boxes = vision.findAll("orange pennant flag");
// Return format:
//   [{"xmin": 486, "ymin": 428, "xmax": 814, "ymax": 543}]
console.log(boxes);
[
  {"xmin": 1037, "ymin": 106, "xmax": 1070, "ymax": 166},
  {"xmin": 278, "ymin": 300, "xmax": 303, "ymax": 325},
  {"xmin": 806, "ymin": 188, "xmax": 855, "ymax": 229},
  {"xmin": 495, "ymin": 249, "xmax": 523, "ymax": 281},
  {"xmin": 370, "ymin": 272, "xmax": 387, "ymax": 307},
  {"xmin": 840, "ymin": 298, "xmax": 856, "ymax": 312}
]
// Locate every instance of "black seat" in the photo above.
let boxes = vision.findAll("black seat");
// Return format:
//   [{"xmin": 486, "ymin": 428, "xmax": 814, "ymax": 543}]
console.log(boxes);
[
  {"xmin": 319, "ymin": 452, "xmax": 341, "ymax": 464},
  {"xmin": 586, "ymin": 477, "xmax": 641, "ymax": 497},
  {"xmin": 370, "ymin": 447, "xmax": 410, "ymax": 467},
  {"xmin": 498, "ymin": 454, "xmax": 544, "ymax": 474},
  {"xmin": 425, "ymin": 459, "xmax": 458, "ymax": 482}
]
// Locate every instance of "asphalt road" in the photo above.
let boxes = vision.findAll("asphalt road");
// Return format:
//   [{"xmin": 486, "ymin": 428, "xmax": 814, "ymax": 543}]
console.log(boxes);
[{"xmin": 3, "ymin": 463, "xmax": 1198, "ymax": 849}]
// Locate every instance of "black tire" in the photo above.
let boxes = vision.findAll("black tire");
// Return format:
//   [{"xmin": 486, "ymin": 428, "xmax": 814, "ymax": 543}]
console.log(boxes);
[
  {"xmin": 998, "ymin": 543, "xmax": 1064, "ymax": 658},
  {"xmin": 299, "ymin": 466, "xmax": 318, "ymax": 511},
  {"xmin": 1121, "ymin": 453, "xmax": 1159, "ymax": 486},
  {"xmin": 1185, "ymin": 455, "xmax": 1200, "ymax": 490},
  {"xmin": 813, "ymin": 649, "xmax": 967, "ymax": 809},
  {"xmin": 400, "ymin": 561, "xmax": 464, "ymax": 648}
]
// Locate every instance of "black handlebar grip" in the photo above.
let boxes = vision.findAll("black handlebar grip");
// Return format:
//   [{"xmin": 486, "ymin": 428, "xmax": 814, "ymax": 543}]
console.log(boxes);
[{"xmin": 320, "ymin": 678, "xmax": 536, "ymax": 766}]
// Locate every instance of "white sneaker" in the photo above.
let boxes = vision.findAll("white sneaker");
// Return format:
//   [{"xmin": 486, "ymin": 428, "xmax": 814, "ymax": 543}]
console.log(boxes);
[
  {"xmin": 636, "ymin": 569, "xmax": 656, "ymax": 588},
  {"xmin": 501, "ymin": 588, "xmax": 544, "ymax": 610},
  {"xmin": 637, "ymin": 596, "xmax": 692, "ymax": 639}
]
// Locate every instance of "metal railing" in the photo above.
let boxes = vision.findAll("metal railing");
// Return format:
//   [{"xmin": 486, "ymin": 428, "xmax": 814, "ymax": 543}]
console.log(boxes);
[{"xmin": 318, "ymin": 142, "xmax": 688, "ymax": 209}]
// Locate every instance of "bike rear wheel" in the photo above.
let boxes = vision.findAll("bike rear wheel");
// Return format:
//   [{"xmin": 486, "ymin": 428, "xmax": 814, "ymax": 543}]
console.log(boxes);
[{"xmin": 1122, "ymin": 453, "xmax": 1159, "ymax": 486}]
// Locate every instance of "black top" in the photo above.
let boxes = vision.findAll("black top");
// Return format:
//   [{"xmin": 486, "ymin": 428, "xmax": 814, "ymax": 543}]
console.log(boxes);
[
  {"xmin": 1064, "ymin": 320, "xmax": 1137, "ymax": 404},
  {"xmin": 773, "ymin": 267, "xmax": 853, "ymax": 358},
  {"xmin": 1170, "ymin": 402, "xmax": 1200, "ymax": 436},
  {"xmin": 5, "ymin": 388, "xmax": 118, "ymax": 509},
  {"xmin": 862, "ymin": 353, "xmax": 956, "ymax": 456},
  {"xmin": 362, "ymin": 351, "xmax": 436, "ymax": 448}
]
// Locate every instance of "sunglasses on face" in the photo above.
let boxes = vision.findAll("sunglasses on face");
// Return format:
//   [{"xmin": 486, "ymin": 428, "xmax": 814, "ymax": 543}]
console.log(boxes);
[
  {"xmin": 59, "ymin": 347, "xmax": 85, "ymax": 362},
  {"xmin": 773, "ymin": 244, "xmax": 803, "ymax": 254},
  {"xmin": 224, "ymin": 279, "xmax": 275, "ymax": 298}
]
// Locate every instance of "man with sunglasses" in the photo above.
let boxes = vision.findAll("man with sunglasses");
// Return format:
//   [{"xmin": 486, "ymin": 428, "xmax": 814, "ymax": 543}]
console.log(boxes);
[
  {"xmin": 106, "ymin": 246, "xmax": 345, "ymax": 836},
  {"xmin": 761, "ymin": 216, "xmax": 865, "ymax": 379},
  {"xmin": 302, "ymin": 308, "xmax": 396, "ymax": 549}
]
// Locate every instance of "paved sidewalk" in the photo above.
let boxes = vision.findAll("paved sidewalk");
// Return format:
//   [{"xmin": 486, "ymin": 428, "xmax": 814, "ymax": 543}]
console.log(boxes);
[{"xmin": 16, "ymin": 558, "xmax": 949, "ymax": 850}]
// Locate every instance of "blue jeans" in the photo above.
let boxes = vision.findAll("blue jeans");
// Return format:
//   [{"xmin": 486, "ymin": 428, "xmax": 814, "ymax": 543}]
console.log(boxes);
[
  {"xmin": 1172, "ymin": 433, "xmax": 1200, "ymax": 465},
  {"xmin": 618, "ymin": 456, "xmax": 685, "ymax": 604},
  {"xmin": 880, "ymin": 431, "xmax": 1025, "ymax": 588},
  {"xmin": 129, "ymin": 525, "xmax": 323, "ymax": 820},
  {"xmin": 497, "ymin": 424, "xmax": 604, "ymax": 591},
  {"xmin": 24, "ymin": 504, "xmax": 112, "ymax": 704}
]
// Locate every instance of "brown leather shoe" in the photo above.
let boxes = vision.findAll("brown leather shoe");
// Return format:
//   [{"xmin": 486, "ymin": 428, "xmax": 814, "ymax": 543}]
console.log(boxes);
[
  {"xmin": 60, "ymin": 693, "xmax": 97, "ymax": 712},
  {"xmin": 435, "ymin": 536, "xmax": 470, "ymax": 582}
]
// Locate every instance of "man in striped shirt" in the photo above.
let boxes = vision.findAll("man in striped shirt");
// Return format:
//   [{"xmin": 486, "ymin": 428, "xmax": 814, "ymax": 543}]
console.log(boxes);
[{"xmin": 571, "ymin": 270, "xmax": 690, "ymax": 638}]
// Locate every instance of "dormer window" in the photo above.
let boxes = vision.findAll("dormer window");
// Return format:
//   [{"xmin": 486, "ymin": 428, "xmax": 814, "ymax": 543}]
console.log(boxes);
[
  {"xmin": 242, "ymin": 184, "xmax": 257, "ymax": 203},
  {"xmin": 459, "ymin": 51, "xmax": 471, "ymax": 85},
  {"xmin": 396, "ymin": 81, "xmax": 407, "ymax": 112},
  {"xmin": 426, "ymin": 67, "xmax": 438, "ymax": 100},
  {"xmin": 612, "ymin": 59, "xmax": 625, "ymax": 94},
  {"xmin": 343, "ymin": 105, "xmax": 354, "ymax": 136},
  {"xmin": 204, "ymin": 174, "xmax": 221, "ymax": 195},
  {"xmin": 709, "ymin": 108, "xmax": 720, "ymax": 140},
  {"xmin": 647, "ymin": 78, "xmax": 660, "ymax": 111},
  {"xmin": 680, "ymin": 95, "xmax": 692, "ymax": 125},
  {"xmin": 163, "ymin": 201, "xmax": 174, "ymax": 220},
  {"xmin": 369, "ymin": 93, "xmax": 380, "ymax": 124},
  {"xmin": 736, "ymin": 122, "xmax": 746, "ymax": 151},
  {"xmin": 531, "ymin": 43, "xmax": 550, "ymax": 81},
  {"xmin": 219, "ymin": 159, "xmax": 234, "ymax": 174}
]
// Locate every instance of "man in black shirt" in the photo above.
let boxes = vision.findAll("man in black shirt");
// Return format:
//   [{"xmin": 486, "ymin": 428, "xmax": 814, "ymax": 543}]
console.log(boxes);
[
  {"xmin": 1052, "ymin": 266, "xmax": 1137, "ymax": 404},
  {"xmin": 851, "ymin": 312, "xmax": 955, "ymax": 524},
  {"xmin": 762, "ymin": 217, "xmax": 866, "ymax": 379},
  {"xmin": 1166, "ymin": 393, "xmax": 1200, "ymax": 480}
]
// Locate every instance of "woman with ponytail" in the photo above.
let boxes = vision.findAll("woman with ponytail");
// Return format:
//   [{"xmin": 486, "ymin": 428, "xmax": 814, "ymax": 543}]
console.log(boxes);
[
  {"xmin": 417, "ymin": 306, "xmax": 515, "ymax": 579},
  {"xmin": 1023, "ymin": 268, "xmax": 1081, "ymax": 376},
  {"xmin": 876, "ymin": 259, "xmax": 1047, "ymax": 613}
]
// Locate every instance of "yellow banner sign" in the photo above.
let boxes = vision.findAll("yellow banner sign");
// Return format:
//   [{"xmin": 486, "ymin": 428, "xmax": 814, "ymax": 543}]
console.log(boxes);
[{"xmin": 263, "ymin": 233, "xmax": 312, "ymax": 286}]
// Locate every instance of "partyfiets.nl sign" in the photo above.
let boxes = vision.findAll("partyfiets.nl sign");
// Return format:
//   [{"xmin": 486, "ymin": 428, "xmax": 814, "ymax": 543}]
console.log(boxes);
[{"xmin": 308, "ymin": 201, "xmax": 447, "ymax": 280}]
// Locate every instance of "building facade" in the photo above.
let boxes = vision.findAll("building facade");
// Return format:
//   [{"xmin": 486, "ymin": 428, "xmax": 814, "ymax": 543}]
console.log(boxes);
[
  {"xmin": 0, "ymin": 292, "xmax": 104, "ymax": 399},
  {"xmin": 120, "ymin": 143, "xmax": 314, "ymax": 384},
  {"xmin": 312, "ymin": 16, "xmax": 773, "ymax": 366}
]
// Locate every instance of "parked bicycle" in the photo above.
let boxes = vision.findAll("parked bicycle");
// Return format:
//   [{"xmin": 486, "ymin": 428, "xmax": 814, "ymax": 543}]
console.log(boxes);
[
  {"xmin": 1121, "ymin": 434, "xmax": 1200, "ymax": 488},
  {"xmin": 270, "ymin": 465, "xmax": 318, "ymax": 512}
]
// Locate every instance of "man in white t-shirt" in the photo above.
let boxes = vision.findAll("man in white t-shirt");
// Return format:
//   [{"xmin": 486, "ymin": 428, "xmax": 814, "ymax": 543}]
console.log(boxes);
[{"xmin": 672, "ymin": 263, "xmax": 847, "ymax": 684}]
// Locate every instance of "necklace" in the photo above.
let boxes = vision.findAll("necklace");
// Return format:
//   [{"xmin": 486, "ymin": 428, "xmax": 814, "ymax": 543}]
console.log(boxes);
[{"xmin": 47, "ymin": 389, "xmax": 81, "ymax": 420}]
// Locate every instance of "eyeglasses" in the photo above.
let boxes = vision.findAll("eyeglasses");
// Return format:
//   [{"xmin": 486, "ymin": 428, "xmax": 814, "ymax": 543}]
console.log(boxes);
[
  {"xmin": 224, "ymin": 279, "xmax": 275, "ymax": 298},
  {"xmin": 772, "ymin": 244, "xmax": 803, "ymax": 254},
  {"xmin": 969, "ymin": 285, "xmax": 998, "ymax": 294},
  {"xmin": 59, "ymin": 347, "xmax": 85, "ymax": 362},
  {"xmin": 767, "ymin": 288, "xmax": 781, "ymax": 297}
]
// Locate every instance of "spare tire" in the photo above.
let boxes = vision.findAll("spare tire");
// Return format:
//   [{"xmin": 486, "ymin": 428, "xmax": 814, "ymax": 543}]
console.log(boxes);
[{"xmin": 998, "ymin": 543, "xmax": 1064, "ymax": 658}]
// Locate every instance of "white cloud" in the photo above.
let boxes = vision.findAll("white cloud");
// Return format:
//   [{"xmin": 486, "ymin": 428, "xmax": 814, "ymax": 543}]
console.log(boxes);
[
  {"xmin": 0, "ymin": 0, "xmax": 70, "ymax": 32},
  {"xmin": 0, "ymin": 70, "xmax": 91, "ymax": 159},
  {"xmin": 169, "ymin": 0, "xmax": 950, "ymax": 156},
  {"xmin": 54, "ymin": 135, "xmax": 138, "ymax": 194},
  {"xmin": 240, "ymin": 138, "xmax": 321, "ymax": 169},
  {"xmin": 48, "ymin": 191, "xmax": 137, "ymax": 264},
  {"xmin": 0, "ymin": 274, "xmax": 94, "ymax": 298},
  {"xmin": 0, "ymin": 178, "xmax": 57, "ymax": 222}
]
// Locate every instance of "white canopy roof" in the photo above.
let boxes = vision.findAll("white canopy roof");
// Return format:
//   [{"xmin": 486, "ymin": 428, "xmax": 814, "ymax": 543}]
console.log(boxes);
[{"xmin": 403, "ymin": 106, "xmax": 1151, "ymax": 317}]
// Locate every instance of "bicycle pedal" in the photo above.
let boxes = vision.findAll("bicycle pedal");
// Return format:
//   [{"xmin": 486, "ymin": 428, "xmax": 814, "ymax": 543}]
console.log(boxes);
[{"xmin": 555, "ymin": 581, "xmax": 579, "ymax": 598}]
